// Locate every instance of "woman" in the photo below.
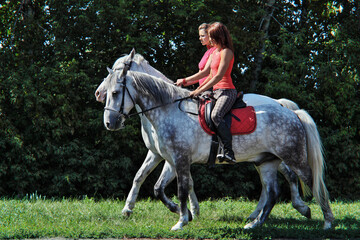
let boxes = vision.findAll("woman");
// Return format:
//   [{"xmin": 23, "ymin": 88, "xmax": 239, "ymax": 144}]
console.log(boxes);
[
  {"xmin": 189, "ymin": 22, "xmax": 237, "ymax": 163},
  {"xmin": 175, "ymin": 23, "xmax": 216, "ymax": 87}
]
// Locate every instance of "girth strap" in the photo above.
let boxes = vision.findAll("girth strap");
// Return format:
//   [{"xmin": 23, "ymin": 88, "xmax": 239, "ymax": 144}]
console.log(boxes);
[{"xmin": 207, "ymin": 135, "xmax": 219, "ymax": 168}]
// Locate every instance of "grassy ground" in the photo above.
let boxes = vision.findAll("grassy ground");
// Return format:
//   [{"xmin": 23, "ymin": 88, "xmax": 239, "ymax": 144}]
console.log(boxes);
[{"xmin": 0, "ymin": 195, "xmax": 359, "ymax": 239}]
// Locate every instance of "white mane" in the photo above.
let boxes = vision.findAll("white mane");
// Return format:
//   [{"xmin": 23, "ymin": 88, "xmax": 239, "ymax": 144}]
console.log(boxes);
[{"xmin": 112, "ymin": 54, "xmax": 173, "ymax": 84}]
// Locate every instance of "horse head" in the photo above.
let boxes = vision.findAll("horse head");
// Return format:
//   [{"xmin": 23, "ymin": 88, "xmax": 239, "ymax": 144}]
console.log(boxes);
[
  {"xmin": 95, "ymin": 49, "xmax": 137, "ymax": 103},
  {"xmin": 103, "ymin": 50, "xmax": 137, "ymax": 131},
  {"xmin": 100, "ymin": 48, "xmax": 188, "ymax": 131}
]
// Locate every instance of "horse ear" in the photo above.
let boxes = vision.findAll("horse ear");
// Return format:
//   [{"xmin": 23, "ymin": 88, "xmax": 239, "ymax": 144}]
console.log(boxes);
[
  {"xmin": 107, "ymin": 67, "xmax": 113, "ymax": 74},
  {"xmin": 129, "ymin": 48, "xmax": 136, "ymax": 59}
]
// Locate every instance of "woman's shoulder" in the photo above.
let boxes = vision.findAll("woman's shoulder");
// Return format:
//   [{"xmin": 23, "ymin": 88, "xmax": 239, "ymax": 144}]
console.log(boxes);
[
  {"xmin": 221, "ymin": 48, "xmax": 234, "ymax": 58},
  {"xmin": 221, "ymin": 48, "xmax": 233, "ymax": 54}
]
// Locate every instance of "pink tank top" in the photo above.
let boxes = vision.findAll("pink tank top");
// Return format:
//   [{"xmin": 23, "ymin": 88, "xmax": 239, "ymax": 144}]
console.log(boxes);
[
  {"xmin": 210, "ymin": 49, "xmax": 235, "ymax": 90},
  {"xmin": 198, "ymin": 46, "xmax": 216, "ymax": 85}
]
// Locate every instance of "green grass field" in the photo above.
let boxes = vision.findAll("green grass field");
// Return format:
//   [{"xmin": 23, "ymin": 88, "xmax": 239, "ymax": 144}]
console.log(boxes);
[{"xmin": 0, "ymin": 195, "xmax": 359, "ymax": 239}]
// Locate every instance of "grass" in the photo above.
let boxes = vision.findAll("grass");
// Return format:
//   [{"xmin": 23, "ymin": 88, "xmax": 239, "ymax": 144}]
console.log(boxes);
[{"xmin": 0, "ymin": 195, "xmax": 359, "ymax": 239}]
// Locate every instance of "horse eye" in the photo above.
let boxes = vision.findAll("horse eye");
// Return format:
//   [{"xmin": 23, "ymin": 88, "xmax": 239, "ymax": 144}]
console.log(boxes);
[{"xmin": 112, "ymin": 90, "xmax": 118, "ymax": 95}]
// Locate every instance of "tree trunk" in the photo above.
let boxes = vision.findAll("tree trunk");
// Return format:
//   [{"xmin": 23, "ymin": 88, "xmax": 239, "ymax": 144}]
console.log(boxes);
[
  {"xmin": 20, "ymin": 0, "xmax": 35, "ymax": 20},
  {"xmin": 251, "ymin": 0, "xmax": 275, "ymax": 92},
  {"xmin": 300, "ymin": 0, "xmax": 309, "ymax": 27}
]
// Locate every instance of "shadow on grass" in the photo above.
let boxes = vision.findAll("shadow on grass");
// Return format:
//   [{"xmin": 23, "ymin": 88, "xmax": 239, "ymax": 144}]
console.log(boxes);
[{"xmin": 209, "ymin": 215, "xmax": 360, "ymax": 239}]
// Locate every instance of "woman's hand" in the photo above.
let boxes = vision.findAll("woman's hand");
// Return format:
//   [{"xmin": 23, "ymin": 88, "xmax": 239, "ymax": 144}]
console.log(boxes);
[
  {"xmin": 189, "ymin": 89, "xmax": 201, "ymax": 98},
  {"xmin": 175, "ymin": 78, "xmax": 185, "ymax": 86}
]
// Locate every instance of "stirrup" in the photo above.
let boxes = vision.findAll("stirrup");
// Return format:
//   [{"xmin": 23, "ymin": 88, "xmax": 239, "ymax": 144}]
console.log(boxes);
[
  {"xmin": 217, "ymin": 152, "xmax": 236, "ymax": 164},
  {"xmin": 217, "ymin": 153, "xmax": 225, "ymax": 162},
  {"xmin": 224, "ymin": 155, "xmax": 236, "ymax": 164}
]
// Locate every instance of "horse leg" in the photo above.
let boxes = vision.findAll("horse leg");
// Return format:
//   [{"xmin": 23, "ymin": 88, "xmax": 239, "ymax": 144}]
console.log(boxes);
[
  {"xmin": 319, "ymin": 194, "xmax": 334, "ymax": 230},
  {"xmin": 244, "ymin": 160, "xmax": 281, "ymax": 229},
  {"xmin": 249, "ymin": 162, "xmax": 310, "ymax": 220},
  {"xmin": 171, "ymin": 158, "xmax": 191, "ymax": 231},
  {"xmin": 154, "ymin": 161, "xmax": 178, "ymax": 213},
  {"xmin": 247, "ymin": 165, "xmax": 268, "ymax": 220},
  {"xmin": 122, "ymin": 150, "xmax": 163, "ymax": 216},
  {"xmin": 278, "ymin": 162, "xmax": 311, "ymax": 219},
  {"xmin": 188, "ymin": 173, "xmax": 200, "ymax": 218},
  {"xmin": 287, "ymin": 164, "xmax": 334, "ymax": 230},
  {"xmin": 154, "ymin": 162, "xmax": 199, "ymax": 219}
]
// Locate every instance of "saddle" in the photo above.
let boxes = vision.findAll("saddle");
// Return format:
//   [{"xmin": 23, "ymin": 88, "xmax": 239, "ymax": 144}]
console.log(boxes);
[
  {"xmin": 198, "ymin": 92, "xmax": 257, "ymax": 167},
  {"xmin": 199, "ymin": 92, "xmax": 256, "ymax": 135}
]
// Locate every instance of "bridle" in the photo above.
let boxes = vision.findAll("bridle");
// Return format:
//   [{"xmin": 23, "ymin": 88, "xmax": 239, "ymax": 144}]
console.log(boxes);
[
  {"xmin": 104, "ymin": 61, "xmax": 136, "ymax": 119},
  {"xmin": 104, "ymin": 60, "xmax": 194, "ymax": 120}
]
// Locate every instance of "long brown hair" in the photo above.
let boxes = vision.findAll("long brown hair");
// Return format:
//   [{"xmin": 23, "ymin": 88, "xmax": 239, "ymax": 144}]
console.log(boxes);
[{"xmin": 208, "ymin": 22, "xmax": 234, "ymax": 52}]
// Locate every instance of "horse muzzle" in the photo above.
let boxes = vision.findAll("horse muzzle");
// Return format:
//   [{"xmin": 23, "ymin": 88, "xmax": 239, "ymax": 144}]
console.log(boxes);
[{"xmin": 104, "ymin": 109, "xmax": 126, "ymax": 131}]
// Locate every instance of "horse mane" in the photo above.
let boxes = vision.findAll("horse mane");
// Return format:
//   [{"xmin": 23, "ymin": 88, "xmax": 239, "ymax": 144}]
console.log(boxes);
[
  {"xmin": 113, "ymin": 53, "xmax": 173, "ymax": 84},
  {"xmin": 129, "ymin": 71, "xmax": 189, "ymax": 105},
  {"xmin": 108, "ymin": 52, "xmax": 184, "ymax": 105},
  {"xmin": 110, "ymin": 54, "xmax": 128, "ymax": 71}
]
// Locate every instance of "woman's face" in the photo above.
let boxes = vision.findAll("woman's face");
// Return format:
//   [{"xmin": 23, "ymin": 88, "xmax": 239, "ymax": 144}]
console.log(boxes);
[{"xmin": 199, "ymin": 29, "xmax": 210, "ymax": 46}]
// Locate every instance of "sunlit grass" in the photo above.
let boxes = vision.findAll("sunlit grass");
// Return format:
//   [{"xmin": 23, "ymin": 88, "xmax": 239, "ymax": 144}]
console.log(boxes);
[{"xmin": 0, "ymin": 195, "xmax": 359, "ymax": 239}]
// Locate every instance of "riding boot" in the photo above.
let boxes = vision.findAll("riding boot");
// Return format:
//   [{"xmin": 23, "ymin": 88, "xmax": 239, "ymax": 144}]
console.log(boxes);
[{"xmin": 216, "ymin": 121, "xmax": 236, "ymax": 164}]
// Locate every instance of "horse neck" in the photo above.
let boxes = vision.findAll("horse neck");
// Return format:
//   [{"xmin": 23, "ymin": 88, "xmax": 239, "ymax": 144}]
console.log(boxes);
[
  {"xmin": 131, "ymin": 79, "xmax": 191, "ymax": 124},
  {"xmin": 139, "ymin": 62, "xmax": 172, "ymax": 83},
  {"xmin": 134, "ymin": 95, "xmax": 175, "ymax": 132}
]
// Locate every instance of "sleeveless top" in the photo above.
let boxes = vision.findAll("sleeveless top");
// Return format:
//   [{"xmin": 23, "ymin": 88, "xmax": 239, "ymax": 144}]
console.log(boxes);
[
  {"xmin": 198, "ymin": 46, "xmax": 216, "ymax": 85},
  {"xmin": 210, "ymin": 49, "xmax": 235, "ymax": 90}
]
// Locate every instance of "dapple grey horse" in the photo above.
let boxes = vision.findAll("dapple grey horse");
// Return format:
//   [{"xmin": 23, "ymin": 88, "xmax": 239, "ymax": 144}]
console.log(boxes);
[
  {"xmin": 95, "ymin": 50, "xmax": 310, "ymax": 221},
  {"xmin": 100, "ymin": 50, "xmax": 334, "ymax": 230}
]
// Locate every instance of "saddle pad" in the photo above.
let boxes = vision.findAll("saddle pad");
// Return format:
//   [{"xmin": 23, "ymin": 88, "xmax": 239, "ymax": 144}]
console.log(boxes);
[
  {"xmin": 230, "ymin": 106, "xmax": 257, "ymax": 135},
  {"xmin": 199, "ymin": 105, "xmax": 257, "ymax": 135}
]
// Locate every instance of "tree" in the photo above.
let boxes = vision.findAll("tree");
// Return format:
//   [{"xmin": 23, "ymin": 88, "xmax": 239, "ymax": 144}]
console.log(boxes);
[
  {"xmin": 261, "ymin": 0, "xmax": 360, "ymax": 199},
  {"xmin": 0, "ymin": 0, "xmax": 358, "ymax": 200},
  {"xmin": 252, "ymin": 0, "xmax": 276, "ymax": 92}
]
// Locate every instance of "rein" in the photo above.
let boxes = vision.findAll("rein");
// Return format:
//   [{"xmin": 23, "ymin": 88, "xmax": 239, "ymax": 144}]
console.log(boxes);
[{"xmin": 126, "ymin": 96, "xmax": 193, "ymax": 119}]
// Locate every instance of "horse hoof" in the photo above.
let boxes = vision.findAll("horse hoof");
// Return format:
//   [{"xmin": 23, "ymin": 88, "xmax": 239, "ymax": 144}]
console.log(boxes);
[
  {"xmin": 294, "ymin": 204, "xmax": 311, "ymax": 219},
  {"xmin": 304, "ymin": 207, "xmax": 311, "ymax": 219},
  {"xmin": 244, "ymin": 220, "xmax": 260, "ymax": 229},
  {"xmin": 171, "ymin": 222, "xmax": 183, "ymax": 231},
  {"xmin": 122, "ymin": 208, "xmax": 133, "ymax": 217}
]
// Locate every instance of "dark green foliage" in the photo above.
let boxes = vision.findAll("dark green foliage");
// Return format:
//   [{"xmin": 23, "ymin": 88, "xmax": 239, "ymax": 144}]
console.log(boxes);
[{"xmin": 0, "ymin": 0, "xmax": 359, "ymax": 200}]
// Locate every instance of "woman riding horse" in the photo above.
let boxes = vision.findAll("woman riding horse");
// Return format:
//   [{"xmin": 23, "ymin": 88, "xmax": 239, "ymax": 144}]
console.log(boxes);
[{"xmin": 189, "ymin": 22, "xmax": 237, "ymax": 163}]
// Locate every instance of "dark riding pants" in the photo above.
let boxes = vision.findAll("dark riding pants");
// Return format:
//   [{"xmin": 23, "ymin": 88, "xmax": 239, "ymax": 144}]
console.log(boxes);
[{"xmin": 211, "ymin": 89, "xmax": 237, "ymax": 127}]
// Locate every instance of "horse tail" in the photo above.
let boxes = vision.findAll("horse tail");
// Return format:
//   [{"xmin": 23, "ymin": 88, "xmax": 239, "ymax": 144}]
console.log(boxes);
[
  {"xmin": 276, "ymin": 99, "xmax": 312, "ymax": 196},
  {"xmin": 294, "ymin": 109, "xmax": 329, "ymax": 207},
  {"xmin": 276, "ymin": 98, "xmax": 300, "ymax": 110}
]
